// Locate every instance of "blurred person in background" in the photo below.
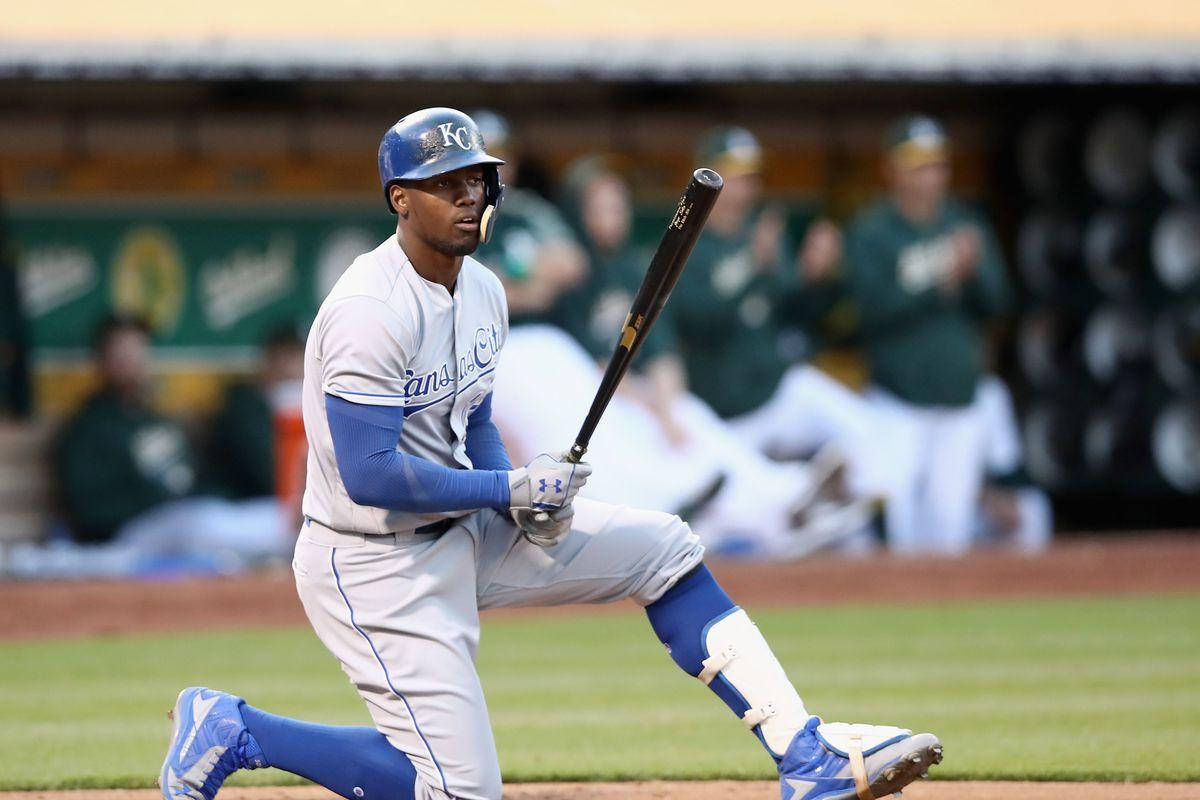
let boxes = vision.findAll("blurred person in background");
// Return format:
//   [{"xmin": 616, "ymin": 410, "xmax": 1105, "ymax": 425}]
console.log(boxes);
[
  {"xmin": 490, "ymin": 156, "xmax": 871, "ymax": 558},
  {"xmin": 553, "ymin": 156, "xmax": 688, "ymax": 443},
  {"xmin": 208, "ymin": 325, "xmax": 308, "ymax": 524},
  {"xmin": 672, "ymin": 127, "xmax": 894, "ymax": 512},
  {"xmin": 469, "ymin": 109, "xmax": 587, "ymax": 319},
  {"xmin": 671, "ymin": 127, "xmax": 794, "ymax": 421},
  {"xmin": 841, "ymin": 115, "xmax": 1013, "ymax": 555},
  {"xmin": 2, "ymin": 315, "xmax": 292, "ymax": 579}
]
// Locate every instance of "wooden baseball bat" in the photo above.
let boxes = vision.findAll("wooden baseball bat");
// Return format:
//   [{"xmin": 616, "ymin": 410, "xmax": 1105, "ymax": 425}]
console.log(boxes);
[
  {"xmin": 565, "ymin": 167, "xmax": 723, "ymax": 464},
  {"xmin": 530, "ymin": 168, "xmax": 722, "ymax": 523}
]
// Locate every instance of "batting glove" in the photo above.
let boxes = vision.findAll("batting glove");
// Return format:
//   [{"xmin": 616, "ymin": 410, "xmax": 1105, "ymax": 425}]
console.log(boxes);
[
  {"xmin": 507, "ymin": 453, "xmax": 591, "ymax": 511},
  {"xmin": 513, "ymin": 504, "xmax": 574, "ymax": 548}
]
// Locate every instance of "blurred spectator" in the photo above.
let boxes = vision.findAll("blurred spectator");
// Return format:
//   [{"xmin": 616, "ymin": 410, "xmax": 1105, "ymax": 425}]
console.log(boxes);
[
  {"xmin": 490, "ymin": 157, "xmax": 872, "ymax": 558},
  {"xmin": 842, "ymin": 115, "xmax": 1012, "ymax": 555},
  {"xmin": 57, "ymin": 315, "xmax": 195, "ymax": 542},
  {"xmin": 553, "ymin": 156, "xmax": 688, "ymax": 443},
  {"xmin": 469, "ymin": 110, "xmax": 587, "ymax": 318},
  {"xmin": 672, "ymin": 128, "xmax": 894, "ymax": 507},
  {"xmin": 0, "ymin": 213, "xmax": 31, "ymax": 418},
  {"xmin": 2, "ymin": 315, "xmax": 292, "ymax": 579},
  {"xmin": 208, "ymin": 325, "xmax": 307, "ymax": 519},
  {"xmin": 671, "ymin": 127, "xmax": 793, "ymax": 419}
]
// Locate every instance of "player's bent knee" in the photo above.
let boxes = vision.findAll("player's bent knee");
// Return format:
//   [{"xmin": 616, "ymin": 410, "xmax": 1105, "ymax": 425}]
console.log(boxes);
[{"xmin": 632, "ymin": 511, "xmax": 706, "ymax": 606}]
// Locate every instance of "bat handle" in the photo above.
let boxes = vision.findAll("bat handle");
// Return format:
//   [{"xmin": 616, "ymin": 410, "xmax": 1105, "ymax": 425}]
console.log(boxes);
[{"xmin": 532, "ymin": 443, "xmax": 588, "ymax": 523}]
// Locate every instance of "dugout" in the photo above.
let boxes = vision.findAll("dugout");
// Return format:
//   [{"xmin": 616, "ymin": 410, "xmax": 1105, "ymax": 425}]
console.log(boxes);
[{"xmin": 1, "ymin": 3, "xmax": 1199, "ymax": 530}]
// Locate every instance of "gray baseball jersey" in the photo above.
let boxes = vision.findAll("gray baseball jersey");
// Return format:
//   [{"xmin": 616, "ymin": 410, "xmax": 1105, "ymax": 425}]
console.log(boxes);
[
  {"xmin": 300, "ymin": 235, "xmax": 508, "ymax": 535},
  {"xmin": 294, "ymin": 234, "xmax": 704, "ymax": 800}
]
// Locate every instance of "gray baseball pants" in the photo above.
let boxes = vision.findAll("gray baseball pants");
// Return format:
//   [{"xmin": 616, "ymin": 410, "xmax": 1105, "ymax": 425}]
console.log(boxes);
[{"xmin": 292, "ymin": 498, "xmax": 704, "ymax": 800}]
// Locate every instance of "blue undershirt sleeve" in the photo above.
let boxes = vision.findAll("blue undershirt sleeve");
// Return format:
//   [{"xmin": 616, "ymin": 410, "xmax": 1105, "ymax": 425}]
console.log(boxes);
[
  {"xmin": 464, "ymin": 393, "xmax": 512, "ymax": 471},
  {"xmin": 325, "ymin": 394, "xmax": 510, "ymax": 513}
]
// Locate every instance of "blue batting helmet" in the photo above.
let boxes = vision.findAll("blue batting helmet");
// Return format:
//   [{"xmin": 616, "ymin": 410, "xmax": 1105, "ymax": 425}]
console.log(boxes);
[{"xmin": 378, "ymin": 107, "xmax": 506, "ymax": 242}]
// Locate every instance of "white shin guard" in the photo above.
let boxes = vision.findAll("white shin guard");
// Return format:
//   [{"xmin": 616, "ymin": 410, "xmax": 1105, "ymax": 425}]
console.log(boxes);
[{"xmin": 699, "ymin": 608, "xmax": 809, "ymax": 757}]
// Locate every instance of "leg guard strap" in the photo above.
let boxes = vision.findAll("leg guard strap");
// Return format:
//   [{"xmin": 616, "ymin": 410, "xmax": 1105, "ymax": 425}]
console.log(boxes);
[
  {"xmin": 741, "ymin": 702, "xmax": 777, "ymax": 730},
  {"xmin": 698, "ymin": 644, "xmax": 737, "ymax": 685}
]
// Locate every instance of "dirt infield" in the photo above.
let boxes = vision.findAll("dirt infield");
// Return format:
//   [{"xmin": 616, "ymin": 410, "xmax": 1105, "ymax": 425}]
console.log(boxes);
[
  {"xmin": 6, "ymin": 782, "xmax": 1200, "ymax": 800},
  {"xmin": 1, "ymin": 533, "xmax": 1198, "ymax": 640}
]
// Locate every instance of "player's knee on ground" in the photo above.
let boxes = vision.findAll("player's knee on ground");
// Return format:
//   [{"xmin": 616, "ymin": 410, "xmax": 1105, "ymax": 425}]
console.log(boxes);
[{"xmin": 412, "ymin": 762, "xmax": 502, "ymax": 800}]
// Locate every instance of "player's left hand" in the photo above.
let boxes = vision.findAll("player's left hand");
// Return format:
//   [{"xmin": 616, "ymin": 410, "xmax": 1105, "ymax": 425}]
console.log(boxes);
[{"xmin": 513, "ymin": 504, "xmax": 574, "ymax": 547}]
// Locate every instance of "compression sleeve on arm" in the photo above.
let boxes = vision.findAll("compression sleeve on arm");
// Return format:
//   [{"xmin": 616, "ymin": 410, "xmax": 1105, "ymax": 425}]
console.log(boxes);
[
  {"xmin": 325, "ymin": 394, "xmax": 510, "ymax": 512},
  {"xmin": 464, "ymin": 393, "xmax": 512, "ymax": 471}
]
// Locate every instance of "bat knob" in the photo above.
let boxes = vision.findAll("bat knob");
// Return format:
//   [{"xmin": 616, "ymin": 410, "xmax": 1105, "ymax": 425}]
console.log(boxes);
[{"xmin": 693, "ymin": 167, "xmax": 724, "ymax": 189}]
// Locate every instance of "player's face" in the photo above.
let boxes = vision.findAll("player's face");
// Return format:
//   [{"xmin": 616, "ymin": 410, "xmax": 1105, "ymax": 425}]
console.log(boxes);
[
  {"xmin": 264, "ymin": 342, "xmax": 305, "ymax": 385},
  {"xmin": 101, "ymin": 327, "xmax": 151, "ymax": 395},
  {"xmin": 399, "ymin": 165, "xmax": 488, "ymax": 257},
  {"xmin": 714, "ymin": 171, "xmax": 762, "ymax": 220},
  {"xmin": 891, "ymin": 159, "xmax": 950, "ymax": 209},
  {"xmin": 582, "ymin": 173, "xmax": 631, "ymax": 252}
]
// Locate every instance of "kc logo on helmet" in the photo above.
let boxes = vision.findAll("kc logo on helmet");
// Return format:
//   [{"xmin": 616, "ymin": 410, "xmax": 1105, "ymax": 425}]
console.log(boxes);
[{"xmin": 437, "ymin": 122, "xmax": 473, "ymax": 150}]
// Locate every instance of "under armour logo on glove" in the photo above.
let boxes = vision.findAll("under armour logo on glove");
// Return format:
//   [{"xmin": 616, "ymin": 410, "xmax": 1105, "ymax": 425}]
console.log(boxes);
[{"xmin": 507, "ymin": 453, "xmax": 592, "ymax": 512}]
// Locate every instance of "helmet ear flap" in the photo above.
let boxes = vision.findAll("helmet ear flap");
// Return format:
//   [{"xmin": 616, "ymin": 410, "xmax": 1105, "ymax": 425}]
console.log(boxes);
[
  {"xmin": 480, "ymin": 204, "xmax": 498, "ymax": 244},
  {"xmin": 480, "ymin": 165, "xmax": 505, "ymax": 244}
]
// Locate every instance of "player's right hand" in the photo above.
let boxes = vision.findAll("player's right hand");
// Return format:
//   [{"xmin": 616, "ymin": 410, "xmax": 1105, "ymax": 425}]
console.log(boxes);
[
  {"xmin": 513, "ymin": 504, "xmax": 574, "ymax": 548},
  {"xmin": 507, "ymin": 453, "xmax": 591, "ymax": 511}
]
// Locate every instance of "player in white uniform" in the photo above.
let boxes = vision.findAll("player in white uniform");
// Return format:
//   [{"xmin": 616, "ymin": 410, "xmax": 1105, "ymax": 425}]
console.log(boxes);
[{"xmin": 158, "ymin": 108, "xmax": 942, "ymax": 800}]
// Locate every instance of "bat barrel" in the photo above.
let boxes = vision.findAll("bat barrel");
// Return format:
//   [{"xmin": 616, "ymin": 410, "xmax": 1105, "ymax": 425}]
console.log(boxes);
[{"xmin": 567, "ymin": 167, "xmax": 724, "ymax": 459}]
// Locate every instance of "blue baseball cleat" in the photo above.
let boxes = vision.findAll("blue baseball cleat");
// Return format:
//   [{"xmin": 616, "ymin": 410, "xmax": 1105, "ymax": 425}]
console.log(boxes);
[
  {"xmin": 158, "ymin": 687, "xmax": 266, "ymax": 800},
  {"xmin": 779, "ymin": 717, "xmax": 943, "ymax": 800}
]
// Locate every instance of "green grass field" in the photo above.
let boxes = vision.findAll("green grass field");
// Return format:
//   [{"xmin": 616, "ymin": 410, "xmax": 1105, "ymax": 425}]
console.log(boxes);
[{"xmin": 1, "ymin": 594, "xmax": 1197, "ymax": 790}]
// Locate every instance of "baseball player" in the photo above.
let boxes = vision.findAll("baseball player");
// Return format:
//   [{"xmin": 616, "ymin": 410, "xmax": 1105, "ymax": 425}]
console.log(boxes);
[
  {"xmin": 158, "ymin": 108, "xmax": 942, "ymax": 800},
  {"xmin": 842, "ymin": 115, "xmax": 1012, "ymax": 555}
]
